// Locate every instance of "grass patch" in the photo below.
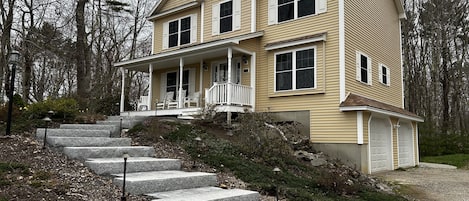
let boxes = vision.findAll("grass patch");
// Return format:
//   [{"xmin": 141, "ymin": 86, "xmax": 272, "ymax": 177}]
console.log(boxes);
[{"xmin": 421, "ymin": 154, "xmax": 469, "ymax": 168}]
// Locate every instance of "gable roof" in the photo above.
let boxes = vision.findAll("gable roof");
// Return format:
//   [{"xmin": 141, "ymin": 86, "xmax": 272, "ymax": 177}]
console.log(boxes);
[
  {"xmin": 148, "ymin": 0, "xmax": 200, "ymax": 20},
  {"xmin": 340, "ymin": 93, "xmax": 423, "ymax": 122}
]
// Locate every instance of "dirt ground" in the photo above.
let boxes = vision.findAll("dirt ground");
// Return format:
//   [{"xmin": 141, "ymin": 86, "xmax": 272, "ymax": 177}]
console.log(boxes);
[{"xmin": 377, "ymin": 166, "xmax": 469, "ymax": 201}]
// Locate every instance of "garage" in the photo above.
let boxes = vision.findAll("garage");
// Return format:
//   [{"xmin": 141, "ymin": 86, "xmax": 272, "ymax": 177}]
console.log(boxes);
[
  {"xmin": 398, "ymin": 122, "xmax": 415, "ymax": 167},
  {"xmin": 369, "ymin": 117, "xmax": 393, "ymax": 172}
]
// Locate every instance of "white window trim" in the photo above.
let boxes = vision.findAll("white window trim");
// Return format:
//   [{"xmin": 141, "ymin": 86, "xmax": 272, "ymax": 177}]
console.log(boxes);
[
  {"xmin": 379, "ymin": 63, "xmax": 390, "ymax": 86},
  {"xmin": 212, "ymin": 0, "xmax": 241, "ymax": 35},
  {"xmin": 356, "ymin": 51, "xmax": 372, "ymax": 85},
  {"xmin": 268, "ymin": 0, "xmax": 327, "ymax": 25},
  {"xmin": 163, "ymin": 14, "xmax": 197, "ymax": 49},
  {"xmin": 274, "ymin": 46, "xmax": 317, "ymax": 92}
]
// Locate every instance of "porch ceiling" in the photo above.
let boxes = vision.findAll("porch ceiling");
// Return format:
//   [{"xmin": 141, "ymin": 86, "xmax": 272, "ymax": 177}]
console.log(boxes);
[{"xmin": 114, "ymin": 31, "xmax": 264, "ymax": 72}]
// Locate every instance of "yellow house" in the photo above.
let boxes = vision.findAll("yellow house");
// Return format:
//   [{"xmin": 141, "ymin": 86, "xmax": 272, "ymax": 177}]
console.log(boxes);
[{"xmin": 114, "ymin": 0, "xmax": 423, "ymax": 174}]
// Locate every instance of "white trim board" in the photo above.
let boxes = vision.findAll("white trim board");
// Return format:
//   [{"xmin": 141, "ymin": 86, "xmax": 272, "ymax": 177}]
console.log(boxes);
[{"xmin": 340, "ymin": 106, "xmax": 424, "ymax": 122}]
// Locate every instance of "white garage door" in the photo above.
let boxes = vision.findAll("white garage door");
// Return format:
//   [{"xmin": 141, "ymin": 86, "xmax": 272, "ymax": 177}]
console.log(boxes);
[
  {"xmin": 370, "ymin": 117, "xmax": 393, "ymax": 172},
  {"xmin": 398, "ymin": 122, "xmax": 415, "ymax": 167}
]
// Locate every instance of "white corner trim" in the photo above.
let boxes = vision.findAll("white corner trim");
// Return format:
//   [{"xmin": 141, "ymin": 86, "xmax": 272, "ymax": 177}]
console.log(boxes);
[
  {"xmin": 399, "ymin": 20, "xmax": 405, "ymax": 108},
  {"xmin": 340, "ymin": 106, "xmax": 424, "ymax": 122},
  {"xmin": 251, "ymin": 0, "xmax": 256, "ymax": 33},
  {"xmin": 339, "ymin": 0, "xmax": 345, "ymax": 102},
  {"xmin": 151, "ymin": 22, "xmax": 155, "ymax": 54},
  {"xmin": 250, "ymin": 52, "xmax": 256, "ymax": 112},
  {"xmin": 200, "ymin": 2, "xmax": 205, "ymax": 43},
  {"xmin": 265, "ymin": 33, "xmax": 327, "ymax": 51},
  {"xmin": 357, "ymin": 111, "xmax": 364, "ymax": 144}
]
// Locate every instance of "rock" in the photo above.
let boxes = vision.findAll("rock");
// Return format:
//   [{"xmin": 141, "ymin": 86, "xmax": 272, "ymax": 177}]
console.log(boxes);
[
  {"xmin": 310, "ymin": 158, "xmax": 327, "ymax": 167},
  {"xmin": 294, "ymin": 150, "xmax": 317, "ymax": 161}
]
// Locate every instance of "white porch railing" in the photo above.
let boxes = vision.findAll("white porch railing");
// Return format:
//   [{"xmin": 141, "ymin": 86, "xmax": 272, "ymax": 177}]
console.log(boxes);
[{"xmin": 205, "ymin": 83, "xmax": 253, "ymax": 106}]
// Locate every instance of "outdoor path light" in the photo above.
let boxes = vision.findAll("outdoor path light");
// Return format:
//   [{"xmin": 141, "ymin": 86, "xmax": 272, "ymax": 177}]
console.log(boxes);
[
  {"xmin": 5, "ymin": 50, "xmax": 20, "ymax": 136},
  {"xmin": 42, "ymin": 117, "xmax": 52, "ymax": 149},
  {"xmin": 121, "ymin": 153, "xmax": 129, "ymax": 201},
  {"xmin": 273, "ymin": 167, "xmax": 281, "ymax": 201}
]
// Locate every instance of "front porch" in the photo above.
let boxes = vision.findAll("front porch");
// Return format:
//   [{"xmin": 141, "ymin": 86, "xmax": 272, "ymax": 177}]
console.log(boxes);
[{"xmin": 115, "ymin": 32, "xmax": 262, "ymax": 117}]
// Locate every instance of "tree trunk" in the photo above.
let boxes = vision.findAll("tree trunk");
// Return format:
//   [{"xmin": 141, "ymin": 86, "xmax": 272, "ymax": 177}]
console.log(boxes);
[{"xmin": 76, "ymin": 0, "xmax": 90, "ymax": 105}]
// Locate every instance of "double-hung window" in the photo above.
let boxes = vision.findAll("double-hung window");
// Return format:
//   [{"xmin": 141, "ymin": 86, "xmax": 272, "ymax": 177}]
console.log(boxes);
[
  {"xmin": 275, "ymin": 47, "xmax": 316, "ymax": 91},
  {"xmin": 379, "ymin": 64, "xmax": 390, "ymax": 86},
  {"xmin": 163, "ymin": 15, "xmax": 197, "ymax": 49},
  {"xmin": 212, "ymin": 0, "xmax": 241, "ymax": 35},
  {"xmin": 269, "ymin": 0, "xmax": 327, "ymax": 25},
  {"xmin": 356, "ymin": 52, "xmax": 372, "ymax": 85}
]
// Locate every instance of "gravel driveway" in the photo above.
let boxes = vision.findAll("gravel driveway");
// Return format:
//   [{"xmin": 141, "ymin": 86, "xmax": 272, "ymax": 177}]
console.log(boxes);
[{"xmin": 377, "ymin": 163, "xmax": 469, "ymax": 201}]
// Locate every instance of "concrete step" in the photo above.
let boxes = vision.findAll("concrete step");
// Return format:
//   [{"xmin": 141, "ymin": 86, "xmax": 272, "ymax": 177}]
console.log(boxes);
[
  {"xmin": 63, "ymin": 146, "xmax": 155, "ymax": 160},
  {"xmin": 60, "ymin": 124, "xmax": 120, "ymax": 137},
  {"xmin": 113, "ymin": 171, "xmax": 217, "ymax": 195},
  {"xmin": 36, "ymin": 128, "xmax": 111, "ymax": 139},
  {"xmin": 95, "ymin": 120, "xmax": 140, "ymax": 129},
  {"xmin": 147, "ymin": 187, "xmax": 260, "ymax": 201},
  {"xmin": 46, "ymin": 137, "xmax": 131, "ymax": 148},
  {"xmin": 85, "ymin": 157, "xmax": 181, "ymax": 175}
]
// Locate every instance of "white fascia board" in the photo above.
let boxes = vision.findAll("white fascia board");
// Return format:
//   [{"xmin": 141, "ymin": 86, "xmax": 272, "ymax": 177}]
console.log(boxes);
[
  {"xmin": 394, "ymin": 0, "xmax": 406, "ymax": 19},
  {"xmin": 147, "ymin": 2, "xmax": 199, "ymax": 21},
  {"xmin": 340, "ymin": 106, "xmax": 424, "ymax": 122},
  {"xmin": 115, "ymin": 31, "xmax": 264, "ymax": 68},
  {"xmin": 264, "ymin": 33, "xmax": 327, "ymax": 51}
]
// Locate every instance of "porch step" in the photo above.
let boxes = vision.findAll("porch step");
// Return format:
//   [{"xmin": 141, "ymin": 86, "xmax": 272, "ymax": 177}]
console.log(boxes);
[
  {"xmin": 60, "ymin": 124, "xmax": 120, "ymax": 138},
  {"xmin": 63, "ymin": 146, "xmax": 155, "ymax": 161},
  {"xmin": 113, "ymin": 171, "xmax": 217, "ymax": 195},
  {"xmin": 46, "ymin": 137, "xmax": 131, "ymax": 148},
  {"xmin": 85, "ymin": 157, "xmax": 181, "ymax": 175},
  {"xmin": 107, "ymin": 116, "xmax": 148, "ymax": 121},
  {"xmin": 147, "ymin": 187, "xmax": 260, "ymax": 201},
  {"xmin": 36, "ymin": 128, "xmax": 110, "ymax": 139},
  {"xmin": 95, "ymin": 120, "xmax": 141, "ymax": 129}
]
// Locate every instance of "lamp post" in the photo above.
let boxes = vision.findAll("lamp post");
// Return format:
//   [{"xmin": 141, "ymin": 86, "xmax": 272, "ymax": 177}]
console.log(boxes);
[{"xmin": 5, "ymin": 50, "xmax": 20, "ymax": 136}]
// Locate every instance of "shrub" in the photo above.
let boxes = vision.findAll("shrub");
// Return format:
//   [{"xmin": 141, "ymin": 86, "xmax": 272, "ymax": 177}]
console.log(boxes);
[{"xmin": 24, "ymin": 98, "xmax": 79, "ymax": 120}]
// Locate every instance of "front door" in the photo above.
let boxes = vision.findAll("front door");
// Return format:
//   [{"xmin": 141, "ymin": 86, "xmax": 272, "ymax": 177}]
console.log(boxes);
[{"xmin": 212, "ymin": 59, "xmax": 241, "ymax": 85}]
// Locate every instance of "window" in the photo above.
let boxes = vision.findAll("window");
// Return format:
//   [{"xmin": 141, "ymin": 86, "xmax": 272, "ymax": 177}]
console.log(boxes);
[
  {"xmin": 356, "ymin": 52, "xmax": 372, "ymax": 85},
  {"xmin": 268, "ymin": 0, "xmax": 327, "ymax": 25},
  {"xmin": 163, "ymin": 15, "xmax": 197, "ymax": 49},
  {"xmin": 220, "ymin": 1, "xmax": 233, "ymax": 33},
  {"xmin": 275, "ymin": 47, "xmax": 316, "ymax": 91},
  {"xmin": 165, "ymin": 70, "xmax": 190, "ymax": 99},
  {"xmin": 379, "ymin": 64, "xmax": 390, "ymax": 86},
  {"xmin": 212, "ymin": 0, "xmax": 241, "ymax": 35}
]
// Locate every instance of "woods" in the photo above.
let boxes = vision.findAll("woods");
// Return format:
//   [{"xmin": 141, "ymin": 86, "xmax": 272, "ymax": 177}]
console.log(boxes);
[
  {"xmin": 0, "ymin": 0, "xmax": 467, "ymax": 137},
  {"xmin": 0, "ymin": 0, "xmax": 152, "ymax": 112},
  {"xmin": 402, "ymin": 0, "xmax": 469, "ymax": 136}
]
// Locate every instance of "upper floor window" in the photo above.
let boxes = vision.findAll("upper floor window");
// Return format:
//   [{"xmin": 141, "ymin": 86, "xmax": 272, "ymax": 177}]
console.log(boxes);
[
  {"xmin": 356, "ymin": 52, "xmax": 372, "ymax": 85},
  {"xmin": 379, "ymin": 64, "xmax": 390, "ymax": 86},
  {"xmin": 163, "ymin": 14, "xmax": 197, "ymax": 49},
  {"xmin": 212, "ymin": 0, "xmax": 241, "ymax": 35},
  {"xmin": 275, "ymin": 47, "xmax": 316, "ymax": 91},
  {"xmin": 269, "ymin": 0, "xmax": 327, "ymax": 25}
]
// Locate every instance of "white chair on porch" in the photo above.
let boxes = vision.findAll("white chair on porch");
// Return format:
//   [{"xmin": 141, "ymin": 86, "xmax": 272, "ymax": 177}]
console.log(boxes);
[
  {"xmin": 167, "ymin": 89, "xmax": 186, "ymax": 109},
  {"xmin": 137, "ymin": 96, "xmax": 149, "ymax": 111},
  {"xmin": 185, "ymin": 91, "xmax": 200, "ymax": 107},
  {"xmin": 156, "ymin": 91, "xmax": 174, "ymax": 110}
]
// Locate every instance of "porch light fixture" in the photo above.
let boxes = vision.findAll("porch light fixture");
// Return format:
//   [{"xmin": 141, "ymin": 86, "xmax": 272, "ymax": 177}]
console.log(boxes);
[
  {"xmin": 242, "ymin": 55, "xmax": 248, "ymax": 64},
  {"xmin": 42, "ymin": 117, "xmax": 52, "ymax": 149},
  {"xmin": 5, "ymin": 50, "xmax": 20, "ymax": 136},
  {"xmin": 203, "ymin": 62, "xmax": 208, "ymax": 71}
]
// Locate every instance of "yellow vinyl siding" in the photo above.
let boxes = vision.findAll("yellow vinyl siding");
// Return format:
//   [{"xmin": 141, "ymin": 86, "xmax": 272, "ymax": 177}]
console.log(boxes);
[
  {"xmin": 159, "ymin": 0, "xmax": 192, "ymax": 12},
  {"xmin": 203, "ymin": 0, "xmax": 252, "ymax": 42},
  {"xmin": 152, "ymin": 8, "xmax": 201, "ymax": 54},
  {"xmin": 254, "ymin": 1, "xmax": 357, "ymax": 143},
  {"xmin": 344, "ymin": 0, "xmax": 402, "ymax": 108}
]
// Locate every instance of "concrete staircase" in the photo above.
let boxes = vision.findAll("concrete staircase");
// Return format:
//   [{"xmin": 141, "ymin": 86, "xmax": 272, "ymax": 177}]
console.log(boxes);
[{"xmin": 36, "ymin": 116, "xmax": 259, "ymax": 201}]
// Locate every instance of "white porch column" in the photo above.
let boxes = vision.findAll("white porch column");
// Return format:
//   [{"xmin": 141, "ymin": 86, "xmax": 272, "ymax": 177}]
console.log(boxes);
[
  {"xmin": 227, "ymin": 47, "xmax": 233, "ymax": 105},
  {"xmin": 178, "ymin": 58, "xmax": 184, "ymax": 108},
  {"xmin": 250, "ymin": 52, "xmax": 256, "ymax": 111},
  {"xmin": 120, "ymin": 67, "xmax": 125, "ymax": 113},
  {"xmin": 148, "ymin": 64, "xmax": 153, "ymax": 110},
  {"xmin": 199, "ymin": 60, "xmax": 204, "ymax": 93}
]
